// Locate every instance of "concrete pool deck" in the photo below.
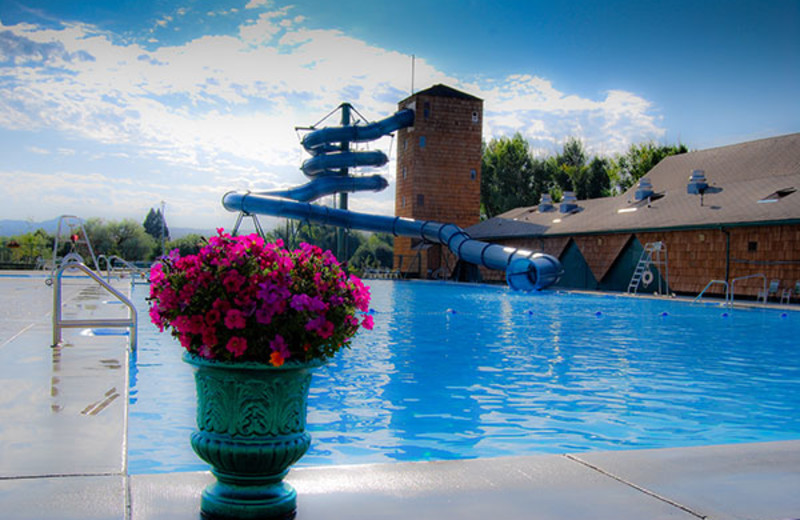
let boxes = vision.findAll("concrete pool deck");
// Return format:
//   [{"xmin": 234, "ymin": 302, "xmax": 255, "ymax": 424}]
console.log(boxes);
[{"xmin": 1, "ymin": 271, "xmax": 798, "ymax": 520}]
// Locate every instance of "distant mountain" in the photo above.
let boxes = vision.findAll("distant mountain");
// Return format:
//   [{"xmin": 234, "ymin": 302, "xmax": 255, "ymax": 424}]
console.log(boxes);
[
  {"xmin": 0, "ymin": 218, "xmax": 61, "ymax": 236},
  {"xmin": 1, "ymin": 219, "xmax": 223, "ymax": 240},
  {"xmin": 169, "ymin": 227, "xmax": 219, "ymax": 239},
  {"xmin": 1, "ymin": 216, "xmax": 277, "ymax": 240}
]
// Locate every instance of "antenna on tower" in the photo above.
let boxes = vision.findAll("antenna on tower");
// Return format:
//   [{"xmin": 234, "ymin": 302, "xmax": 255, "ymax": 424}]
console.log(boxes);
[{"xmin": 411, "ymin": 54, "xmax": 415, "ymax": 95}]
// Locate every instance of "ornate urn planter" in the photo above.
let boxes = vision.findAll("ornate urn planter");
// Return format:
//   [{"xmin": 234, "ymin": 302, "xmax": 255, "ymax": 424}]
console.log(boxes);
[{"xmin": 185, "ymin": 353, "xmax": 322, "ymax": 519}]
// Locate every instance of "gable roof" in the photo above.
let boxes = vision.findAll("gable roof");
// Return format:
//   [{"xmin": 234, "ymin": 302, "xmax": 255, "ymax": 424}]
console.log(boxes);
[{"xmin": 469, "ymin": 133, "xmax": 800, "ymax": 240}]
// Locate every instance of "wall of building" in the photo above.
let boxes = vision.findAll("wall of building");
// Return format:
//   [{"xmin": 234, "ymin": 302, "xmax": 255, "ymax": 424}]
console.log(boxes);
[
  {"xmin": 478, "ymin": 223, "xmax": 800, "ymax": 299},
  {"xmin": 393, "ymin": 90, "xmax": 483, "ymax": 277}
]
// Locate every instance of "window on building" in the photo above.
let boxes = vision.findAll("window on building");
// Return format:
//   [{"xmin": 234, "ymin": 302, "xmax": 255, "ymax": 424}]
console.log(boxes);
[
  {"xmin": 423, "ymin": 102, "xmax": 430, "ymax": 119},
  {"xmin": 402, "ymin": 166, "xmax": 407, "ymax": 179},
  {"xmin": 417, "ymin": 194, "xmax": 424, "ymax": 207},
  {"xmin": 470, "ymin": 169, "xmax": 477, "ymax": 180},
  {"xmin": 402, "ymin": 196, "xmax": 406, "ymax": 208},
  {"xmin": 419, "ymin": 136, "xmax": 426, "ymax": 148},
  {"xmin": 472, "ymin": 111, "xmax": 479, "ymax": 123},
  {"xmin": 748, "ymin": 241, "xmax": 758, "ymax": 252}
]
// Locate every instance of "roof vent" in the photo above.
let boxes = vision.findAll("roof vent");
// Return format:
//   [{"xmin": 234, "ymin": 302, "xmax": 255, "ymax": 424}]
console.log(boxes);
[
  {"xmin": 687, "ymin": 169, "xmax": 708, "ymax": 195},
  {"xmin": 687, "ymin": 169, "xmax": 722, "ymax": 205},
  {"xmin": 635, "ymin": 177, "xmax": 655, "ymax": 201},
  {"xmin": 560, "ymin": 191, "xmax": 579, "ymax": 213},
  {"xmin": 538, "ymin": 193, "xmax": 554, "ymax": 212}
]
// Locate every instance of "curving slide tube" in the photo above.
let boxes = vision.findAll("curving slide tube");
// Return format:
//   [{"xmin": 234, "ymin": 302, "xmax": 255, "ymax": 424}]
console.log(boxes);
[
  {"xmin": 301, "ymin": 109, "xmax": 415, "ymax": 153},
  {"xmin": 301, "ymin": 150, "xmax": 388, "ymax": 178},
  {"xmin": 223, "ymin": 190, "xmax": 564, "ymax": 291},
  {"xmin": 257, "ymin": 175, "xmax": 388, "ymax": 203}
]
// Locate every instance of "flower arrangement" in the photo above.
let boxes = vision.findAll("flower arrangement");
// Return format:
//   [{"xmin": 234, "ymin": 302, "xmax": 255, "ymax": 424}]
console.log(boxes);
[{"xmin": 148, "ymin": 230, "xmax": 372, "ymax": 366}]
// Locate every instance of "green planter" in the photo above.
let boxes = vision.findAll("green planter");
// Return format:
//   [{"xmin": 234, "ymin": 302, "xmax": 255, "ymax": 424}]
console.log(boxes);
[{"xmin": 184, "ymin": 352, "xmax": 321, "ymax": 519}]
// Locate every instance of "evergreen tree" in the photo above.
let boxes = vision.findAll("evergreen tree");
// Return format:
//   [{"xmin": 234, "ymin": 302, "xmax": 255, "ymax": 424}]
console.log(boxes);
[
  {"xmin": 142, "ymin": 207, "xmax": 169, "ymax": 241},
  {"xmin": 481, "ymin": 133, "xmax": 542, "ymax": 218}
]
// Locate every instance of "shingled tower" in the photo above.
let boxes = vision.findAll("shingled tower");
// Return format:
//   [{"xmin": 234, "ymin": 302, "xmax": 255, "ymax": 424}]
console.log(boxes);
[{"xmin": 394, "ymin": 84, "xmax": 483, "ymax": 277}]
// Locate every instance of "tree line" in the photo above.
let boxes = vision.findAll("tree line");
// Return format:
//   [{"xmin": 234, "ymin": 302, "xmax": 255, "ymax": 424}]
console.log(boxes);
[
  {"xmin": 481, "ymin": 136, "xmax": 688, "ymax": 219},
  {"xmin": 2, "ymin": 137, "xmax": 686, "ymax": 268},
  {"xmin": 1, "ymin": 207, "xmax": 394, "ymax": 272}
]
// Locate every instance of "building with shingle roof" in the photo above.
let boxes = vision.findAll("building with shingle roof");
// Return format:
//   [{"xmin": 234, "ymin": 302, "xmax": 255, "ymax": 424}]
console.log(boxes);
[{"xmin": 467, "ymin": 133, "xmax": 800, "ymax": 299}]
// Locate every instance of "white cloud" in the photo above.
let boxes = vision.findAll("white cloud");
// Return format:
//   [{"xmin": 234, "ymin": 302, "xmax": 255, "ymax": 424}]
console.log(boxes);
[
  {"xmin": 0, "ymin": 9, "xmax": 665, "ymax": 228},
  {"xmin": 475, "ymin": 75, "xmax": 664, "ymax": 155}
]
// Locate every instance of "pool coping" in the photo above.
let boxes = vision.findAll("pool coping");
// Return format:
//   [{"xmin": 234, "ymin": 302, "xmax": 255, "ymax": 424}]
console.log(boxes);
[{"xmin": 1, "ymin": 272, "xmax": 799, "ymax": 519}]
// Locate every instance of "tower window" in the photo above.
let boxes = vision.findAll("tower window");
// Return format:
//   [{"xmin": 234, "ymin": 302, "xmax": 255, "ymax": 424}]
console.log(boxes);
[
  {"xmin": 423, "ymin": 102, "xmax": 430, "ymax": 119},
  {"xmin": 472, "ymin": 111, "xmax": 479, "ymax": 123},
  {"xmin": 419, "ymin": 136, "xmax": 426, "ymax": 148},
  {"xmin": 470, "ymin": 169, "xmax": 477, "ymax": 180},
  {"xmin": 417, "ymin": 194, "xmax": 424, "ymax": 207},
  {"xmin": 402, "ymin": 166, "xmax": 407, "ymax": 179},
  {"xmin": 748, "ymin": 241, "xmax": 758, "ymax": 252},
  {"xmin": 403, "ymin": 138, "xmax": 407, "ymax": 151},
  {"xmin": 402, "ymin": 196, "xmax": 406, "ymax": 208}
]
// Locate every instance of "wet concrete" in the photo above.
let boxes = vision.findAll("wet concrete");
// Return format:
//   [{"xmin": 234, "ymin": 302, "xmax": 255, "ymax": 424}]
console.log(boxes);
[{"xmin": 1, "ymin": 272, "xmax": 799, "ymax": 520}]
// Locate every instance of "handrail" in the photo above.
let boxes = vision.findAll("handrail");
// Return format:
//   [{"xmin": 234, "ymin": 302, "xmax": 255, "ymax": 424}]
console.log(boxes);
[
  {"xmin": 52, "ymin": 257, "xmax": 138, "ymax": 351},
  {"xmin": 693, "ymin": 279, "xmax": 730, "ymax": 306},
  {"xmin": 102, "ymin": 255, "xmax": 149, "ymax": 284},
  {"xmin": 730, "ymin": 273, "xmax": 767, "ymax": 305}
]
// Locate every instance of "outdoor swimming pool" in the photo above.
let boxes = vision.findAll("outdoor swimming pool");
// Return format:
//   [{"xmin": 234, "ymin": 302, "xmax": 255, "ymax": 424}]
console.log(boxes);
[{"xmin": 127, "ymin": 280, "xmax": 800, "ymax": 474}]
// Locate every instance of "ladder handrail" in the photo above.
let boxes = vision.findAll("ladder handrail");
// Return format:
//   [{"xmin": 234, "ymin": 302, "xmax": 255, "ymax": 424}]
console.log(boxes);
[
  {"xmin": 100, "ymin": 255, "xmax": 149, "ymax": 283},
  {"xmin": 730, "ymin": 273, "xmax": 767, "ymax": 305},
  {"xmin": 52, "ymin": 257, "xmax": 137, "ymax": 351},
  {"xmin": 693, "ymin": 279, "xmax": 730, "ymax": 305}
]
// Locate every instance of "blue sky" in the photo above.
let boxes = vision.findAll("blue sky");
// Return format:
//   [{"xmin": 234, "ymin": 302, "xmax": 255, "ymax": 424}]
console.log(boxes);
[{"xmin": 1, "ymin": 0, "xmax": 797, "ymax": 231}]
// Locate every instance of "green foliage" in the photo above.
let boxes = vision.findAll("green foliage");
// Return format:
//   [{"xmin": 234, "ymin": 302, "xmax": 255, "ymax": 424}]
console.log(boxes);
[
  {"xmin": 167, "ymin": 234, "xmax": 205, "ymax": 257},
  {"xmin": 4, "ymin": 229, "xmax": 50, "ymax": 263},
  {"xmin": 108, "ymin": 219, "xmax": 158, "ymax": 260},
  {"xmin": 481, "ymin": 133, "xmax": 544, "ymax": 218},
  {"xmin": 350, "ymin": 233, "xmax": 394, "ymax": 270},
  {"xmin": 266, "ymin": 221, "xmax": 362, "ymax": 262},
  {"xmin": 609, "ymin": 142, "xmax": 689, "ymax": 193},
  {"xmin": 481, "ymin": 136, "xmax": 687, "ymax": 215},
  {"xmin": 143, "ymin": 207, "xmax": 169, "ymax": 241}
]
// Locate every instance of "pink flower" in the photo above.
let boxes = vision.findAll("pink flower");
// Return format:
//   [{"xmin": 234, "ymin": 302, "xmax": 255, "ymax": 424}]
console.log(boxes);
[
  {"xmin": 201, "ymin": 328, "xmax": 218, "ymax": 347},
  {"xmin": 361, "ymin": 315, "xmax": 374, "ymax": 330},
  {"xmin": 149, "ymin": 306, "xmax": 165, "ymax": 332},
  {"xmin": 222, "ymin": 270, "xmax": 245, "ymax": 293},
  {"xmin": 206, "ymin": 309, "xmax": 221, "ymax": 326},
  {"xmin": 226, "ymin": 336, "xmax": 247, "ymax": 357},
  {"xmin": 224, "ymin": 309, "xmax": 246, "ymax": 329}
]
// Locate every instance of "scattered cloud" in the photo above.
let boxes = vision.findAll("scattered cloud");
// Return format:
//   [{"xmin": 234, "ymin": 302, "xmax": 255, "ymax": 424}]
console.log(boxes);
[{"xmin": 0, "ymin": 6, "xmax": 665, "ymax": 228}]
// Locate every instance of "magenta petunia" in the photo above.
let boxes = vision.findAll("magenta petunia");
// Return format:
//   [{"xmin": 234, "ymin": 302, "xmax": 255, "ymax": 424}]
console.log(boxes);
[
  {"xmin": 225, "ymin": 336, "xmax": 248, "ymax": 357},
  {"xmin": 224, "ymin": 309, "xmax": 247, "ymax": 329},
  {"xmin": 147, "ymin": 230, "xmax": 373, "ymax": 363}
]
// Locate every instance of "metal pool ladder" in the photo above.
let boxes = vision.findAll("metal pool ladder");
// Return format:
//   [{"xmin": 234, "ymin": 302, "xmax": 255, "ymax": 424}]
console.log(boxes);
[
  {"xmin": 52, "ymin": 254, "xmax": 138, "ymax": 351},
  {"xmin": 693, "ymin": 280, "xmax": 730, "ymax": 306}
]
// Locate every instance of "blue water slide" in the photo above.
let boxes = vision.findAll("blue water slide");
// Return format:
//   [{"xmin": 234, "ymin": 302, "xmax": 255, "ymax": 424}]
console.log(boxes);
[
  {"xmin": 222, "ymin": 191, "xmax": 564, "ymax": 291},
  {"xmin": 301, "ymin": 150, "xmax": 388, "ymax": 177},
  {"xmin": 257, "ymin": 175, "xmax": 388, "ymax": 203},
  {"xmin": 301, "ymin": 109, "xmax": 415, "ymax": 153}
]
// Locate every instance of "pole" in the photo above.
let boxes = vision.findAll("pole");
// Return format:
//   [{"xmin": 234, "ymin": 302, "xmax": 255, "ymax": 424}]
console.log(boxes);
[
  {"xmin": 160, "ymin": 200, "xmax": 166, "ymax": 256},
  {"xmin": 336, "ymin": 103, "xmax": 351, "ymax": 261}
]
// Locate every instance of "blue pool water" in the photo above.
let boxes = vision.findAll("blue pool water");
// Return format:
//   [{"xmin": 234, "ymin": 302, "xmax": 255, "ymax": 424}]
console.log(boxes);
[{"xmin": 127, "ymin": 280, "xmax": 800, "ymax": 474}]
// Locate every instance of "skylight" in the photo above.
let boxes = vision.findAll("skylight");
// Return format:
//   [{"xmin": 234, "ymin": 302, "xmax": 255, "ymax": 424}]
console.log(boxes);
[{"xmin": 758, "ymin": 187, "xmax": 796, "ymax": 203}]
